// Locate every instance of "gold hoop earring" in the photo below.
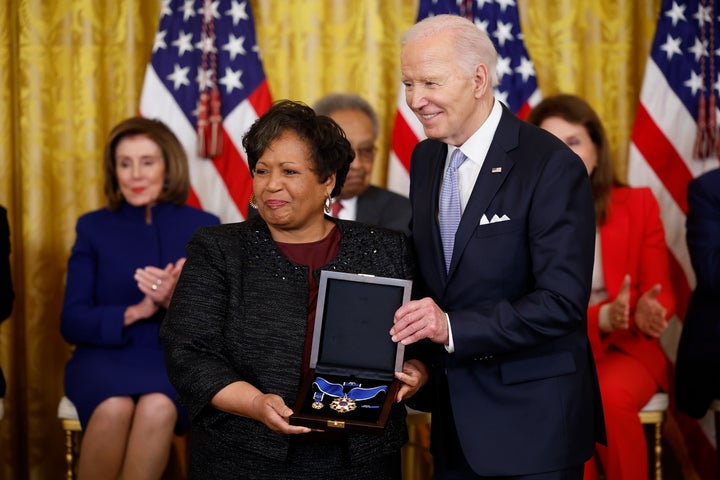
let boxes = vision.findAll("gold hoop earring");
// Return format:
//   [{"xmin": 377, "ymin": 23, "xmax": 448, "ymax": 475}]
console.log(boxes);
[
  {"xmin": 324, "ymin": 193, "xmax": 332, "ymax": 214},
  {"xmin": 249, "ymin": 193, "xmax": 258, "ymax": 209}
]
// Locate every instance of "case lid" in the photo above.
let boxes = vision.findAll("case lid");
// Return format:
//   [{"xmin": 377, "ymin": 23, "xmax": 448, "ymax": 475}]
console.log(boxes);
[{"xmin": 310, "ymin": 271, "xmax": 411, "ymax": 381}]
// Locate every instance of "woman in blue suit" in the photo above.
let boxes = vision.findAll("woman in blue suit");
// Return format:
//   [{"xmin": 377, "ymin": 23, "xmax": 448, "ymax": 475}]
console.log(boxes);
[{"xmin": 60, "ymin": 117, "xmax": 219, "ymax": 479}]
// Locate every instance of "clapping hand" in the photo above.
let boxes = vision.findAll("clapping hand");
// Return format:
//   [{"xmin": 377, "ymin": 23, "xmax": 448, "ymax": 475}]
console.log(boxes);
[
  {"xmin": 134, "ymin": 258, "xmax": 187, "ymax": 309},
  {"xmin": 125, "ymin": 260, "xmax": 186, "ymax": 326},
  {"xmin": 601, "ymin": 274, "xmax": 631, "ymax": 333},
  {"xmin": 635, "ymin": 284, "xmax": 668, "ymax": 338}
]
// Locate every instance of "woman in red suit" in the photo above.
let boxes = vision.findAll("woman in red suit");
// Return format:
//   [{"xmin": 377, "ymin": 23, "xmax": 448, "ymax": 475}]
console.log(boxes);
[{"xmin": 528, "ymin": 94, "xmax": 675, "ymax": 480}]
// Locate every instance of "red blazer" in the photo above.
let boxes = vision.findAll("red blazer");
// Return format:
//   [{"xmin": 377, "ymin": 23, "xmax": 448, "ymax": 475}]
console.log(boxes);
[{"xmin": 587, "ymin": 187, "xmax": 676, "ymax": 392}]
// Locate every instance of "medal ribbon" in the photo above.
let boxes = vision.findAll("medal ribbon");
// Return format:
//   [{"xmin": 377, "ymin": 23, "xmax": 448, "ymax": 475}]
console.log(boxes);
[
  {"xmin": 314, "ymin": 376, "xmax": 388, "ymax": 401},
  {"xmin": 313, "ymin": 377, "xmax": 345, "ymax": 398},
  {"xmin": 347, "ymin": 385, "xmax": 388, "ymax": 401}
]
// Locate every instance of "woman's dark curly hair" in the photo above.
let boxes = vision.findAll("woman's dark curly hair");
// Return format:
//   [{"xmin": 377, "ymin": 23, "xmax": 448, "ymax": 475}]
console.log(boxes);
[{"xmin": 242, "ymin": 99, "xmax": 354, "ymax": 197}]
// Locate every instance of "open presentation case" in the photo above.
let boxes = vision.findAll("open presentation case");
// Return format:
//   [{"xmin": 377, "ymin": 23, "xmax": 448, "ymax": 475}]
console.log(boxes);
[{"xmin": 290, "ymin": 270, "xmax": 412, "ymax": 434}]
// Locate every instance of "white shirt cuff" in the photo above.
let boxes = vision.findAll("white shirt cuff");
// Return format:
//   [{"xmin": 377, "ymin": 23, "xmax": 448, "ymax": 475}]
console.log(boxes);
[{"xmin": 444, "ymin": 312, "xmax": 455, "ymax": 353}]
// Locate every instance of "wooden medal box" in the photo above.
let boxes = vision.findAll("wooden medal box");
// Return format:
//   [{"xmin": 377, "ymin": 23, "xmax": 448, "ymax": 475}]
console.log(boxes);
[{"xmin": 290, "ymin": 270, "xmax": 412, "ymax": 434}]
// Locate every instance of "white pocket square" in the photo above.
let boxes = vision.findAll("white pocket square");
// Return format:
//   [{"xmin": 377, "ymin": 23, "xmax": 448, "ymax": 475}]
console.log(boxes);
[{"xmin": 480, "ymin": 213, "xmax": 510, "ymax": 225}]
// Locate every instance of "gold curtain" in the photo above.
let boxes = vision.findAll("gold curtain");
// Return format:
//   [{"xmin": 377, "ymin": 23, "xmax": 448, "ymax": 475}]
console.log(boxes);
[
  {"xmin": 0, "ymin": 1, "xmax": 161, "ymax": 478},
  {"xmin": 0, "ymin": 0, "xmax": 666, "ymax": 478},
  {"xmin": 520, "ymin": 0, "xmax": 661, "ymax": 182},
  {"xmin": 253, "ymin": 0, "xmax": 419, "ymax": 187}
]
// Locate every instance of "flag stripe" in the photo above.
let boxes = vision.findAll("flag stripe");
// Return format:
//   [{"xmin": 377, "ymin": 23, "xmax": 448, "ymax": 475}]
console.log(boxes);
[
  {"xmin": 396, "ymin": 89, "xmax": 427, "ymax": 140},
  {"xmin": 210, "ymin": 129, "xmax": 253, "ymax": 217},
  {"xmin": 387, "ymin": 151, "xmax": 411, "ymax": 196},
  {"xmin": 391, "ymin": 112, "xmax": 418, "ymax": 173},
  {"xmin": 632, "ymin": 102, "xmax": 693, "ymax": 214},
  {"xmin": 639, "ymin": 60, "xmax": 706, "ymax": 177},
  {"xmin": 248, "ymin": 80, "xmax": 273, "ymax": 121},
  {"xmin": 627, "ymin": 144, "xmax": 695, "ymax": 287}
]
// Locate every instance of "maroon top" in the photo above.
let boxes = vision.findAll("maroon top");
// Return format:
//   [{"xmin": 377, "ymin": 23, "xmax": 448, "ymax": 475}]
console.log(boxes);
[{"xmin": 275, "ymin": 225, "xmax": 341, "ymax": 377}]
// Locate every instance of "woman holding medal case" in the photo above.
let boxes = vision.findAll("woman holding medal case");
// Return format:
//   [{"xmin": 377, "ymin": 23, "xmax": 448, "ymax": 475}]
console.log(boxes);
[{"xmin": 161, "ymin": 99, "xmax": 428, "ymax": 479}]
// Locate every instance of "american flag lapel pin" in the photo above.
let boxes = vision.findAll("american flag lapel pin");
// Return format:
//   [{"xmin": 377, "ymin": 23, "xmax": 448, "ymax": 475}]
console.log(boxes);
[{"xmin": 491, "ymin": 167, "xmax": 502, "ymax": 173}]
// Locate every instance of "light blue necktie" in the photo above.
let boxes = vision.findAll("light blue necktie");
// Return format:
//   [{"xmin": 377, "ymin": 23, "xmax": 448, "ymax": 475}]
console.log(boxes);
[{"xmin": 439, "ymin": 148, "xmax": 467, "ymax": 272}]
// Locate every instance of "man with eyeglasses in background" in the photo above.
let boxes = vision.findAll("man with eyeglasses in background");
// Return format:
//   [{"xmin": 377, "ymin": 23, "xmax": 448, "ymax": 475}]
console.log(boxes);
[{"xmin": 314, "ymin": 93, "xmax": 411, "ymax": 236}]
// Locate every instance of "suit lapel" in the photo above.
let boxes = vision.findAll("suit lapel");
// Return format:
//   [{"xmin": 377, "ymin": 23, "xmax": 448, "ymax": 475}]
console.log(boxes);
[
  {"xmin": 427, "ymin": 143, "xmax": 450, "ymax": 281},
  {"xmin": 447, "ymin": 108, "xmax": 519, "ymax": 277}
]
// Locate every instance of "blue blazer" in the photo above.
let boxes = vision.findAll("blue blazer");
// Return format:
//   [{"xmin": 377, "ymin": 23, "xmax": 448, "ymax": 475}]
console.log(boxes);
[
  {"xmin": 408, "ymin": 106, "xmax": 605, "ymax": 476},
  {"xmin": 675, "ymin": 168, "xmax": 720, "ymax": 418},
  {"xmin": 61, "ymin": 202, "xmax": 219, "ymax": 428}
]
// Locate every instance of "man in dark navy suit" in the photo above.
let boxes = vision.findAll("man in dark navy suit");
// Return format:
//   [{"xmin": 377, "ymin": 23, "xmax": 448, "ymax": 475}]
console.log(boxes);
[
  {"xmin": 314, "ymin": 93, "xmax": 411, "ymax": 236},
  {"xmin": 390, "ymin": 14, "xmax": 605, "ymax": 479},
  {"xmin": 676, "ymin": 167, "xmax": 720, "ymax": 419},
  {"xmin": 0, "ymin": 205, "xmax": 14, "ymax": 403}
]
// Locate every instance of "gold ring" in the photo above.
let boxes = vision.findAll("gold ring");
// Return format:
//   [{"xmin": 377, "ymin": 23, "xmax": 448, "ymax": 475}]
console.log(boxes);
[{"xmin": 151, "ymin": 284, "xmax": 158, "ymax": 291}]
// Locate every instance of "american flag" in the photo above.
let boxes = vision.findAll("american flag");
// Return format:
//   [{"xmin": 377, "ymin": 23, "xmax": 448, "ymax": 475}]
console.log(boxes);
[
  {"xmin": 387, "ymin": 0, "xmax": 541, "ymax": 195},
  {"xmin": 139, "ymin": 0, "xmax": 272, "ymax": 223},
  {"xmin": 628, "ymin": 0, "xmax": 719, "ymax": 477}
]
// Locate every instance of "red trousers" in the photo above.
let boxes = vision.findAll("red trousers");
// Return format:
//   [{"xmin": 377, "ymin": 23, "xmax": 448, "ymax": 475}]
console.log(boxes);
[{"xmin": 583, "ymin": 349, "xmax": 658, "ymax": 480}]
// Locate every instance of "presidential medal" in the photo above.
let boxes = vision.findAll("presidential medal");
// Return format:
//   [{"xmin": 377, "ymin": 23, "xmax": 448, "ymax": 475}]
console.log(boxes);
[{"xmin": 330, "ymin": 396, "xmax": 356, "ymax": 413}]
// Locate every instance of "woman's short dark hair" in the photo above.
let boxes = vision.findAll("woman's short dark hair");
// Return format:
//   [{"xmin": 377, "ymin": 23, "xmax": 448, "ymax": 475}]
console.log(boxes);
[
  {"xmin": 103, "ymin": 117, "xmax": 190, "ymax": 210},
  {"xmin": 242, "ymin": 100, "xmax": 354, "ymax": 197}
]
